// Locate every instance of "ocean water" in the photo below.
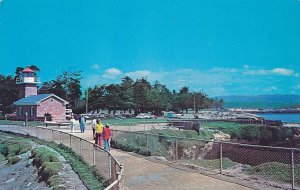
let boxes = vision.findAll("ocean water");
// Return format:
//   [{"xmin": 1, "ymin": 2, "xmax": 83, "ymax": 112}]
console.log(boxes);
[{"xmin": 257, "ymin": 113, "xmax": 300, "ymax": 123}]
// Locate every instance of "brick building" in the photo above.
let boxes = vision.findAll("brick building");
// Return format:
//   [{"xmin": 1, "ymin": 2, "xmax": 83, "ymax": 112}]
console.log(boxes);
[{"xmin": 13, "ymin": 67, "xmax": 69, "ymax": 121}]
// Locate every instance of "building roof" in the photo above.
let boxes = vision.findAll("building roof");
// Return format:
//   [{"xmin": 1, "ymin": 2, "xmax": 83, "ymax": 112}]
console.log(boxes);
[
  {"xmin": 22, "ymin": 67, "xmax": 35, "ymax": 73},
  {"xmin": 14, "ymin": 94, "xmax": 69, "ymax": 106}
]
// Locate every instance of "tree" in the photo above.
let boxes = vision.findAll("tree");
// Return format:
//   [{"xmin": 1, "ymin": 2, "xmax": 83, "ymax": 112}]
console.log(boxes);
[
  {"xmin": 173, "ymin": 86, "xmax": 190, "ymax": 113},
  {"xmin": 147, "ymin": 81, "xmax": 172, "ymax": 115},
  {"xmin": 88, "ymin": 85, "xmax": 106, "ymax": 111},
  {"xmin": 38, "ymin": 71, "xmax": 82, "ymax": 108},
  {"xmin": 104, "ymin": 84, "xmax": 122, "ymax": 115},
  {"xmin": 132, "ymin": 78, "xmax": 151, "ymax": 114},
  {"xmin": 119, "ymin": 76, "xmax": 135, "ymax": 113},
  {"xmin": 0, "ymin": 75, "xmax": 18, "ymax": 114}
]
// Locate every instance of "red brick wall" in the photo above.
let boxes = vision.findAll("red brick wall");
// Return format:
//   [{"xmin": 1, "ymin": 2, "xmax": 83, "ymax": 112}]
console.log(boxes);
[
  {"xmin": 37, "ymin": 97, "xmax": 67, "ymax": 121},
  {"xmin": 15, "ymin": 105, "xmax": 37, "ymax": 120},
  {"xmin": 19, "ymin": 84, "xmax": 38, "ymax": 99}
]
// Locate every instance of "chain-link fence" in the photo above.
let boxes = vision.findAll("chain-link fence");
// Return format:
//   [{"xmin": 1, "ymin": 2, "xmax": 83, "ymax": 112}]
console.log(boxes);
[
  {"xmin": 0, "ymin": 125, "xmax": 124, "ymax": 190},
  {"xmin": 108, "ymin": 121, "xmax": 169, "ymax": 132},
  {"xmin": 111, "ymin": 128, "xmax": 300, "ymax": 190}
]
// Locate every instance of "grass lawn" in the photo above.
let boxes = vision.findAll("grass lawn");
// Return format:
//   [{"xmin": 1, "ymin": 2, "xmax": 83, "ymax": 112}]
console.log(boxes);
[
  {"xmin": 102, "ymin": 118, "xmax": 168, "ymax": 126},
  {"xmin": 0, "ymin": 120, "xmax": 43, "ymax": 126}
]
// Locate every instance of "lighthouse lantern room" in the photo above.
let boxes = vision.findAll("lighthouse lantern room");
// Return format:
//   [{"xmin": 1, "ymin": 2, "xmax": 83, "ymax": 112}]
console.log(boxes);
[{"xmin": 16, "ymin": 67, "xmax": 40, "ymax": 99}]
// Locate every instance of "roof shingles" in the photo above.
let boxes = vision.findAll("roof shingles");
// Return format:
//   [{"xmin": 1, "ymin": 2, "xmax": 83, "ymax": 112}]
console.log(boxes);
[{"xmin": 14, "ymin": 94, "xmax": 68, "ymax": 105}]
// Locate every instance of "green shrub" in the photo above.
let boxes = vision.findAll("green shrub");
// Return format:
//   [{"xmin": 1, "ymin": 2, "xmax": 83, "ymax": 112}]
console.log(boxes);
[
  {"xmin": 31, "ymin": 148, "xmax": 60, "ymax": 168},
  {"xmin": 0, "ymin": 154, "xmax": 5, "ymax": 162},
  {"xmin": 30, "ymin": 147, "xmax": 63, "ymax": 186},
  {"xmin": 0, "ymin": 139, "xmax": 31, "ymax": 157},
  {"xmin": 249, "ymin": 162, "xmax": 294, "ymax": 183},
  {"xmin": 7, "ymin": 156, "xmax": 20, "ymax": 165}
]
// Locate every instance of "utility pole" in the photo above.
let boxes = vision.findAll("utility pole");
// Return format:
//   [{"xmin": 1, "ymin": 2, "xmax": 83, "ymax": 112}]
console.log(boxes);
[
  {"xmin": 194, "ymin": 94, "xmax": 196, "ymax": 114},
  {"xmin": 86, "ymin": 89, "xmax": 88, "ymax": 114}
]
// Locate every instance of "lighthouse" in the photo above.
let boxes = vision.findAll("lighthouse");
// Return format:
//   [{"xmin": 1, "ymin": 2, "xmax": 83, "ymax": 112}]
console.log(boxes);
[
  {"xmin": 14, "ymin": 66, "xmax": 69, "ymax": 121},
  {"xmin": 16, "ymin": 67, "xmax": 40, "ymax": 99}
]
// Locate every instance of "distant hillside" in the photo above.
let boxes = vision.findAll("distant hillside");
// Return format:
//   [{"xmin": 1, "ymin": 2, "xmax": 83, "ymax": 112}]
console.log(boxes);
[{"xmin": 216, "ymin": 95, "xmax": 300, "ymax": 108}]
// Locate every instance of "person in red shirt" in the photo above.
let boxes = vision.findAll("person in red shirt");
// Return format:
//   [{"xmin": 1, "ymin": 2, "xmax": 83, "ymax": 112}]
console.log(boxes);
[{"xmin": 103, "ymin": 125, "xmax": 111, "ymax": 151}]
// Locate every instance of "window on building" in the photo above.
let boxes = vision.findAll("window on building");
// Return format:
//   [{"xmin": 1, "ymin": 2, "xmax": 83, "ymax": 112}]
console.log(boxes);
[
  {"xmin": 19, "ymin": 107, "xmax": 23, "ymax": 116},
  {"xmin": 30, "ymin": 106, "xmax": 34, "ymax": 116}
]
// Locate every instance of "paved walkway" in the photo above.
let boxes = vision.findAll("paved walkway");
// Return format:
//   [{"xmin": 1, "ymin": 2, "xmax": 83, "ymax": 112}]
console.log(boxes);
[{"xmin": 54, "ymin": 127, "xmax": 252, "ymax": 190}]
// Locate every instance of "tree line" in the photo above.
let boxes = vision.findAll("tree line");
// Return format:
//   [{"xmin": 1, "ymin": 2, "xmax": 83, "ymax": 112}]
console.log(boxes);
[
  {"xmin": 0, "ymin": 66, "xmax": 223, "ymax": 115},
  {"xmin": 78, "ymin": 76, "xmax": 220, "ymax": 115}
]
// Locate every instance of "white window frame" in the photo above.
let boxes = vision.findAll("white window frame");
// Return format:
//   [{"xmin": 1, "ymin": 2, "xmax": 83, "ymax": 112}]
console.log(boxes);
[
  {"xmin": 30, "ymin": 106, "xmax": 34, "ymax": 116},
  {"xmin": 19, "ymin": 106, "xmax": 23, "ymax": 116}
]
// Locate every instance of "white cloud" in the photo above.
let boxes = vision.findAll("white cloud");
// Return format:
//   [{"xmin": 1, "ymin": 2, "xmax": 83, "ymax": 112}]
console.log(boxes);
[
  {"xmin": 125, "ymin": 68, "xmax": 234, "ymax": 96},
  {"xmin": 102, "ymin": 68, "xmax": 122, "ymax": 79},
  {"xmin": 243, "ymin": 69, "xmax": 269, "ymax": 75},
  {"xmin": 83, "ymin": 66, "xmax": 296, "ymax": 96},
  {"xmin": 271, "ymin": 68, "xmax": 294, "ymax": 76},
  {"xmin": 125, "ymin": 70, "xmax": 153, "ymax": 79},
  {"xmin": 91, "ymin": 64, "xmax": 100, "ymax": 70},
  {"xmin": 243, "ymin": 65, "xmax": 250, "ymax": 69},
  {"xmin": 243, "ymin": 68, "xmax": 294, "ymax": 76},
  {"xmin": 210, "ymin": 67, "xmax": 239, "ymax": 73}
]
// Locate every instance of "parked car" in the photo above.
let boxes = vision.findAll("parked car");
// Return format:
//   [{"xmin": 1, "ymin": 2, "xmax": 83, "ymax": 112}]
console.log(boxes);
[
  {"xmin": 5, "ymin": 113, "xmax": 17, "ymax": 120},
  {"xmin": 136, "ymin": 113, "xmax": 152, "ymax": 119}
]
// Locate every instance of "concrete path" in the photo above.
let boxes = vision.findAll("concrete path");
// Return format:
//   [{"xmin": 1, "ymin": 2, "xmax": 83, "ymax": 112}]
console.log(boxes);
[{"xmin": 53, "ymin": 127, "xmax": 252, "ymax": 190}]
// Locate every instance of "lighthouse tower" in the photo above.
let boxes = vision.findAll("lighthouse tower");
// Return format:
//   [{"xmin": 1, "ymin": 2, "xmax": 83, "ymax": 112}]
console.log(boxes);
[{"xmin": 16, "ymin": 67, "xmax": 40, "ymax": 99}]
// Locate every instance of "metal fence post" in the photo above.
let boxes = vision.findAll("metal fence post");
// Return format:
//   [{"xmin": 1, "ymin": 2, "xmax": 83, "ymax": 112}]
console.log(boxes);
[
  {"xmin": 35, "ymin": 126, "xmax": 38, "ymax": 137},
  {"xmin": 146, "ymin": 134, "xmax": 149, "ymax": 152},
  {"xmin": 93, "ymin": 144, "xmax": 96, "ymax": 166},
  {"xmin": 80, "ymin": 139, "xmax": 82, "ymax": 156},
  {"xmin": 69, "ymin": 134, "xmax": 72, "ymax": 148},
  {"xmin": 144, "ymin": 121, "xmax": 146, "ymax": 131},
  {"xmin": 51, "ymin": 129, "xmax": 54, "ymax": 141},
  {"xmin": 60, "ymin": 132, "xmax": 62, "ymax": 144},
  {"xmin": 220, "ymin": 142, "xmax": 223, "ymax": 174},
  {"xmin": 175, "ymin": 137, "xmax": 178, "ymax": 162},
  {"xmin": 109, "ymin": 154, "xmax": 112, "ymax": 179},
  {"xmin": 292, "ymin": 149, "xmax": 295, "ymax": 189}
]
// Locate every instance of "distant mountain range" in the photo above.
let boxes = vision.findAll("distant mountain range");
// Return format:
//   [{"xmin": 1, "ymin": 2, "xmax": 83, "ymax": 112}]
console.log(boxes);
[{"xmin": 216, "ymin": 95, "xmax": 300, "ymax": 108}]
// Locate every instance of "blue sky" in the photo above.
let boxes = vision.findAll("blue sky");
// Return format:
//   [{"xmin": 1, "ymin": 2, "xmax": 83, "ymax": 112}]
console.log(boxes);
[{"xmin": 0, "ymin": 0, "xmax": 300, "ymax": 96}]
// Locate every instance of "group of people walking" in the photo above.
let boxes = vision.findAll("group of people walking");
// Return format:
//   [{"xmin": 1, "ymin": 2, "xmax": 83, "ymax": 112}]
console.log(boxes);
[
  {"xmin": 92, "ymin": 118, "xmax": 111, "ymax": 151},
  {"xmin": 70, "ymin": 115, "xmax": 111, "ymax": 151}
]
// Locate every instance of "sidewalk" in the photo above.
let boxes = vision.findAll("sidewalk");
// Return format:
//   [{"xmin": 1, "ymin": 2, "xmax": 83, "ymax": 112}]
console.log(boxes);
[{"xmin": 55, "ymin": 127, "xmax": 252, "ymax": 190}]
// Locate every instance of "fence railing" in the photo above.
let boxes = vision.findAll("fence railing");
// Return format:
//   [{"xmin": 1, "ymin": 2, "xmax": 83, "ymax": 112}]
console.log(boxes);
[
  {"xmin": 111, "ymin": 128, "xmax": 300, "ymax": 190},
  {"xmin": 0, "ymin": 125, "xmax": 124, "ymax": 190}
]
